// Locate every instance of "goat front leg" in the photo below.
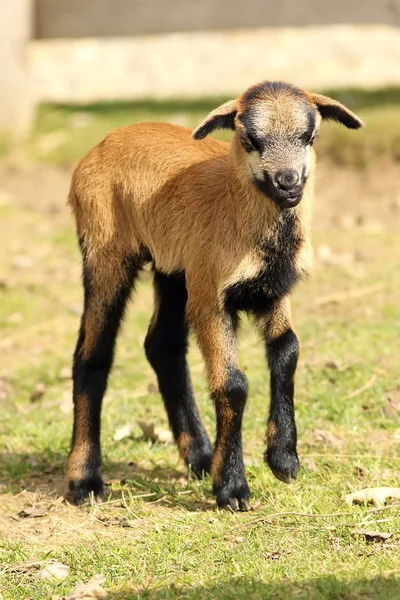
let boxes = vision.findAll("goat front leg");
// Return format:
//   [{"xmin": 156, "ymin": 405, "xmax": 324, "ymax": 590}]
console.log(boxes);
[
  {"xmin": 256, "ymin": 297, "xmax": 300, "ymax": 483},
  {"xmin": 188, "ymin": 298, "xmax": 250, "ymax": 511}
]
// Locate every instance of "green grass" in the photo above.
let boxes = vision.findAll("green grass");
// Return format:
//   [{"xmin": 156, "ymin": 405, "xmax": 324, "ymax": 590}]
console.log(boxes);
[
  {"xmin": 1, "ymin": 168, "xmax": 400, "ymax": 598},
  {"xmin": 1, "ymin": 89, "xmax": 400, "ymax": 598},
  {"xmin": 13, "ymin": 86, "xmax": 400, "ymax": 167}
]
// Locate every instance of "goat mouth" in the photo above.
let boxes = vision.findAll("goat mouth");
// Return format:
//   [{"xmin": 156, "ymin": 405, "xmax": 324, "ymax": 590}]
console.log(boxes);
[
  {"xmin": 279, "ymin": 194, "xmax": 302, "ymax": 209},
  {"xmin": 250, "ymin": 168, "xmax": 304, "ymax": 209}
]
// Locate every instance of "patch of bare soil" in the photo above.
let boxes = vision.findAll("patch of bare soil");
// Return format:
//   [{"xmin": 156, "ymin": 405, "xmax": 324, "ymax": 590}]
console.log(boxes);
[
  {"xmin": 315, "ymin": 160, "xmax": 400, "ymax": 229},
  {"xmin": 0, "ymin": 162, "xmax": 72, "ymax": 214},
  {"xmin": 0, "ymin": 489, "xmax": 148, "ymax": 549},
  {"xmin": 1, "ymin": 159, "xmax": 400, "ymax": 228}
]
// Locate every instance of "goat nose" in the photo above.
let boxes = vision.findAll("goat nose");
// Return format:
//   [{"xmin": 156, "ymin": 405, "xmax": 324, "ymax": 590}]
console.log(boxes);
[{"xmin": 274, "ymin": 170, "xmax": 299, "ymax": 191}]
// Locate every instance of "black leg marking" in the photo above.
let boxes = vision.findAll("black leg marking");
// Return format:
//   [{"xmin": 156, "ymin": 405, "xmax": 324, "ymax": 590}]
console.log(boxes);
[
  {"xmin": 265, "ymin": 329, "xmax": 300, "ymax": 483},
  {"xmin": 68, "ymin": 256, "xmax": 140, "ymax": 504},
  {"xmin": 212, "ymin": 366, "xmax": 250, "ymax": 511},
  {"xmin": 144, "ymin": 271, "xmax": 212, "ymax": 477}
]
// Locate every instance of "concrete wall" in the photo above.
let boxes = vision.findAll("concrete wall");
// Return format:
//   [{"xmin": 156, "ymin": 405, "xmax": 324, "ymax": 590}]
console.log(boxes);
[
  {"xmin": 3, "ymin": 1, "xmax": 400, "ymax": 134},
  {"xmin": 0, "ymin": 0, "xmax": 33, "ymax": 135},
  {"xmin": 35, "ymin": 0, "xmax": 400, "ymax": 38},
  {"xmin": 31, "ymin": 25, "xmax": 400, "ymax": 103}
]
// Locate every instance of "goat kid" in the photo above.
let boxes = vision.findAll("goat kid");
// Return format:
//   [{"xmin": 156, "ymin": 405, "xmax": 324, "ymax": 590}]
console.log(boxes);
[{"xmin": 67, "ymin": 81, "xmax": 363, "ymax": 510}]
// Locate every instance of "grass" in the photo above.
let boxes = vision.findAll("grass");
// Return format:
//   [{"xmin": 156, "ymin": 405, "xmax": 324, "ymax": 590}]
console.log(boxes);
[
  {"xmin": 1, "ymin": 91, "xmax": 400, "ymax": 598},
  {"xmin": 13, "ymin": 86, "xmax": 400, "ymax": 167}
]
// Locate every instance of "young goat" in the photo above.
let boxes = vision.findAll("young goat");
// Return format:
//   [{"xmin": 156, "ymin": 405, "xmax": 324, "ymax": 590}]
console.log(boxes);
[{"xmin": 67, "ymin": 81, "xmax": 363, "ymax": 510}]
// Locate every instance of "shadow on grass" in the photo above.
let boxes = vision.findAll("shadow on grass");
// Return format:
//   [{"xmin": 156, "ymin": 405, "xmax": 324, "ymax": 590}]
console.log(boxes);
[
  {"xmin": 111, "ymin": 575, "xmax": 400, "ymax": 600},
  {"xmin": 0, "ymin": 451, "xmax": 214, "ymax": 510}
]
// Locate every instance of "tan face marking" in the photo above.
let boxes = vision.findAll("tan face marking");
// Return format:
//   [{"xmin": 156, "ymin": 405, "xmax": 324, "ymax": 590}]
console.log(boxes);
[{"xmin": 234, "ymin": 83, "xmax": 320, "ymax": 206}]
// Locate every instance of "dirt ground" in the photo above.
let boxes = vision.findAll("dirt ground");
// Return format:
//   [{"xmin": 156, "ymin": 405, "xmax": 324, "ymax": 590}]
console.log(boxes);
[{"xmin": 1, "ymin": 158, "xmax": 399, "ymax": 225}]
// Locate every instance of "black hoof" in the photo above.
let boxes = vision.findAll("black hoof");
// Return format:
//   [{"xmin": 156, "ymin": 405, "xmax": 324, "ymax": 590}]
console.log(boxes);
[
  {"xmin": 68, "ymin": 475, "xmax": 105, "ymax": 505},
  {"xmin": 265, "ymin": 446, "xmax": 299, "ymax": 484},
  {"xmin": 215, "ymin": 477, "xmax": 251, "ymax": 512}
]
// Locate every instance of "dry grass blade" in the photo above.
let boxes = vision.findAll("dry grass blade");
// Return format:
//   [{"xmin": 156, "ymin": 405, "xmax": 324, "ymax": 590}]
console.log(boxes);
[
  {"xmin": 3, "ymin": 560, "xmax": 48, "ymax": 574},
  {"xmin": 343, "ymin": 374, "xmax": 377, "ymax": 400}
]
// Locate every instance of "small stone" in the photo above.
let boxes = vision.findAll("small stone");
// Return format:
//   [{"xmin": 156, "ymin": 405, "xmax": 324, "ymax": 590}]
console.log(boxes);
[
  {"xmin": 30, "ymin": 383, "xmax": 46, "ymax": 402},
  {"xmin": 338, "ymin": 214, "xmax": 357, "ymax": 229},
  {"xmin": 37, "ymin": 562, "xmax": 70, "ymax": 580}
]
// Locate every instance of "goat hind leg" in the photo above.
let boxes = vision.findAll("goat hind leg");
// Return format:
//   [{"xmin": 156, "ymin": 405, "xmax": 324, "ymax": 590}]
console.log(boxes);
[
  {"xmin": 144, "ymin": 271, "xmax": 212, "ymax": 477},
  {"xmin": 68, "ymin": 252, "xmax": 139, "ymax": 504}
]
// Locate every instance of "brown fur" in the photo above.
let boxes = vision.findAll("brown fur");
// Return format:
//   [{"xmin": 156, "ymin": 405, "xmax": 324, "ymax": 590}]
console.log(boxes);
[
  {"xmin": 266, "ymin": 420, "xmax": 278, "ymax": 448},
  {"xmin": 177, "ymin": 432, "xmax": 193, "ymax": 461},
  {"xmin": 256, "ymin": 297, "xmax": 294, "ymax": 342},
  {"xmin": 67, "ymin": 393, "xmax": 92, "ymax": 480},
  {"xmin": 211, "ymin": 443, "xmax": 225, "ymax": 486},
  {"xmin": 193, "ymin": 313, "xmax": 237, "ymax": 486}
]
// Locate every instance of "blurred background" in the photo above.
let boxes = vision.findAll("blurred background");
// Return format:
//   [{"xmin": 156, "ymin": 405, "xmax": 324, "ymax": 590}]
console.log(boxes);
[{"xmin": 1, "ymin": 3, "xmax": 400, "ymax": 596}]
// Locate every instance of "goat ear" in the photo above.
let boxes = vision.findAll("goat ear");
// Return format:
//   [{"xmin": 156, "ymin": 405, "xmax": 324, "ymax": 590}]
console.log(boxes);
[
  {"xmin": 192, "ymin": 99, "xmax": 238, "ymax": 140},
  {"xmin": 309, "ymin": 93, "xmax": 364, "ymax": 130}
]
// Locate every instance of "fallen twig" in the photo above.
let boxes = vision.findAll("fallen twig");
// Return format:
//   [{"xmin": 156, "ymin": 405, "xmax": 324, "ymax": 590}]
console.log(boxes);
[
  {"xmin": 235, "ymin": 505, "xmax": 395, "ymax": 530},
  {"xmin": 313, "ymin": 284, "xmax": 383, "ymax": 307}
]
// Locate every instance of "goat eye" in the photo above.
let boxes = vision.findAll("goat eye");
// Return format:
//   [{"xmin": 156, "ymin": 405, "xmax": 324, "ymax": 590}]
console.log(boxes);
[
  {"xmin": 308, "ymin": 132, "xmax": 318, "ymax": 146},
  {"xmin": 300, "ymin": 131, "xmax": 318, "ymax": 146},
  {"xmin": 242, "ymin": 140, "xmax": 254, "ymax": 152},
  {"xmin": 241, "ymin": 133, "xmax": 259, "ymax": 152}
]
